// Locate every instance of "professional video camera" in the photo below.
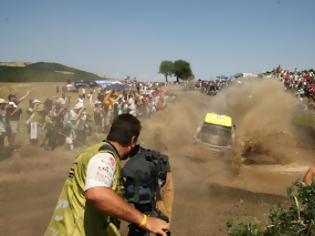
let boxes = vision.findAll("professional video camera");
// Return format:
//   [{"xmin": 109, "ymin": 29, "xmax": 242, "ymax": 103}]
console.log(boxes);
[{"xmin": 122, "ymin": 145, "xmax": 171, "ymax": 236}]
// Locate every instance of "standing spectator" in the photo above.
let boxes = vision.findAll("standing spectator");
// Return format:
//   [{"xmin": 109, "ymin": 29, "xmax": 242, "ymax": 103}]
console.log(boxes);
[
  {"xmin": 79, "ymin": 87, "xmax": 86, "ymax": 99},
  {"xmin": 103, "ymin": 90, "xmax": 114, "ymax": 128},
  {"xmin": 69, "ymin": 104, "xmax": 85, "ymax": 147},
  {"xmin": 82, "ymin": 87, "xmax": 86, "ymax": 99},
  {"xmin": 42, "ymin": 106, "xmax": 57, "ymax": 151},
  {"xmin": 57, "ymin": 93, "xmax": 67, "ymax": 107},
  {"xmin": 128, "ymin": 94, "xmax": 137, "ymax": 116},
  {"xmin": 6, "ymin": 90, "xmax": 30, "ymax": 147},
  {"xmin": 93, "ymin": 101, "xmax": 104, "ymax": 133},
  {"xmin": 6, "ymin": 101, "xmax": 22, "ymax": 148},
  {"xmin": 75, "ymin": 94, "xmax": 84, "ymax": 108},
  {"xmin": 54, "ymin": 101, "xmax": 66, "ymax": 147},
  {"xmin": 148, "ymin": 96, "xmax": 156, "ymax": 117},
  {"xmin": 26, "ymin": 99, "xmax": 42, "ymax": 145},
  {"xmin": 116, "ymin": 96, "xmax": 125, "ymax": 116},
  {"xmin": 26, "ymin": 99, "xmax": 34, "ymax": 138},
  {"xmin": 76, "ymin": 108, "xmax": 88, "ymax": 146},
  {"xmin": 8, "ymin": 90, "xmax": 30, "ymax": 105},
  {"xmin": 142, "ymin": 95, "xmax": 150, "ymax": 117},
  {"xmin": 0, "ymin": 98, "xmax": 8, "ymax": 147},
  {"xmin": 63, "ymin": 108, "xmax": 75, "ymax": 151},
  {"xmin": 87, "ymin": 91, "xmax": 93, "ymax": 105}
]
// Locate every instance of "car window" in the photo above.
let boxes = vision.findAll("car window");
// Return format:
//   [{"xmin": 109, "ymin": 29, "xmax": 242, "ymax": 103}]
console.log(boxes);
[{"xmin": 197, "ymin": 123, "xmax": 232, "ymax": 146}]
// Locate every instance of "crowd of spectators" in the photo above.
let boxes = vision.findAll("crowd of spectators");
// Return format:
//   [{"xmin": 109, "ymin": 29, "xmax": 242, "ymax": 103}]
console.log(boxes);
[
  {"xmin": 0, "ymin": 80, "xmax": 176, "ymax": 151},
  {"xmin": 193, "ymin": 66, "xmax": 315, "ymax": 105},
  {"xmin": 272, "ymin": 65, "xmax": 315, "ymax": 102},
  {"xmin": 195, "ymin": 77, "xmax": 231, "ymax": 96},
  {"xmin": 1, "ymin": 66, "xmax": 313, "ymax": 152}
]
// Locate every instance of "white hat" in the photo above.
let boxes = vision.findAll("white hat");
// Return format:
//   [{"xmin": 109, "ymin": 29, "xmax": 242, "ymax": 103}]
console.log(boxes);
[
  {"xmin": 0, "ymin": 98, "xmax": 8, "ymax": 104},
  {"xmin": 32, "ymin": 99, "xmax": 41, "ymax": 104},
  {"xmin": 8, "ymin": 101, "xmax": 17, "ymax": 108},
  {"xmin": 74, "ymin": 103, "xmax": 83, "ymax": 110}
]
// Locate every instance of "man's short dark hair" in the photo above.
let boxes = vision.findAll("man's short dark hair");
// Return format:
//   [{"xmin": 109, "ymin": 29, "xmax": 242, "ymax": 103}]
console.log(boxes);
[{"xmin": 107, "ymin": 114, "xmax": 141, "ymax": 147}]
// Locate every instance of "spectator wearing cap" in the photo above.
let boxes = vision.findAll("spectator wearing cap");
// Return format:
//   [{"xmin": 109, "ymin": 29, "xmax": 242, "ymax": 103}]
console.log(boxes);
[
  {"xmin": 26, "ymin": 99, "xmax": 43, "ymax": 145},
  {"xmin": 6, "ymin": 100, "xmax": 23, "ymax": 148},
  {"xmin": 8, "ymin": 90, "xmax": 30, "ymax": 106},
  {"xmin": 69, "ymin": 103, "xmax": 86, "ymax": 147},
  {"xmin": 7, "ymin": 90, "xmax": 31, "ymax": 142}
]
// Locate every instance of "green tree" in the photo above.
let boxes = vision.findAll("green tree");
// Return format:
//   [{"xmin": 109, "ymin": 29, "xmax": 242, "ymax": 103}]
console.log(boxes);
[
  {"xmin": 173, "ymin": 60, "xmax": 193, "ymax": 83},
  {"xmin": 159, "ymin": 60, "xmax": 174, "ymax": 83}
]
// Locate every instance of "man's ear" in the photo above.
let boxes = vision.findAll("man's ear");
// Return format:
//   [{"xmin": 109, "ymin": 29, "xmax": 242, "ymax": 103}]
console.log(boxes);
[{"xmin": 130, "ymin": 136, "xmax": 138, "ymax": 146}]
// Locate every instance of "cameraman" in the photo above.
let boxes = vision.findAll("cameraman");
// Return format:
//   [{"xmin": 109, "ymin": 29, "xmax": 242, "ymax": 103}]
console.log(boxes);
[
  {"xmin": 45, "ymin": 114, "xmax": 169, "ymax": 236},
  {"xmin": 122, "ymin": 146, "xmax": 174, "ymax": 236}
]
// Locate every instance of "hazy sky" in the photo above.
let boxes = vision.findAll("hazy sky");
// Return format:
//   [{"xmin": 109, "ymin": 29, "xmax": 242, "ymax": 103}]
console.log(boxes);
[{"xmin": 1, "ymin": 0, "xmax": 314, "ymax": 81}]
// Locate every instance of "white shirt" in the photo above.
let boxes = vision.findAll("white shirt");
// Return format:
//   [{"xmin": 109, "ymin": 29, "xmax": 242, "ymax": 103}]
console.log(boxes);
[
  {"xmin": 58, "ymin": 97, "xmax": 66, "ymax": 106},
  {"xmin": 70, "ymin": 109, "xmax": 79, "ymax": 121},
  {"xmin": 84, "ymin": 153, "xmax": 116, "ymax": 191},
  {"xmin": 77, "ymin": 98, "xmax": 84, "ymax": 106}
]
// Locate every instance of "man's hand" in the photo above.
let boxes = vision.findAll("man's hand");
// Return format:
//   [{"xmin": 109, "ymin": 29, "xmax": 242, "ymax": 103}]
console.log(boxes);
[
  {"xmin": 303, "ymin": 165, "xmax": 315, "ymax": 186},
  {"xmin": 18, "ymin": 90, "xmax": 31, "ymax": 103},
  {"xmin": 143, "ymin": 216, "xmax": 170, "ymax": 236},
  {"xmin": 85, "ymin": 187, "xmax": 170, "ymax": 234}
]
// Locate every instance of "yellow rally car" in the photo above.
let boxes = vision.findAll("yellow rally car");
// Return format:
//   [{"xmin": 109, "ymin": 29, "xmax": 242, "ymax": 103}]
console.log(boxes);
[{"xmin": 195, "ymin": 113, "xmax": 235, "ymax": 152}]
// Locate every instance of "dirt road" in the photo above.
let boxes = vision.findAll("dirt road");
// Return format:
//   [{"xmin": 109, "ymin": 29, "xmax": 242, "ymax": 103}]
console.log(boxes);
[{"xmin": 0, "ymin": 85, "xmax": 301, "ymax": 236}]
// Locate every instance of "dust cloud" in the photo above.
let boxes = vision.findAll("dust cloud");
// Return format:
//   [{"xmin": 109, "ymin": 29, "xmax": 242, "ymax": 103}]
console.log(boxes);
[
  {"xmin": 138, "ymin": 79, "xmax": 315, "ymax": 169},
  {"xmin": 139, "ymin": 90, "xmax": 211, "ymax": 156},
  {"xmin": 208, "ymin": 78, "xmax": 313, "ymax": 165}
]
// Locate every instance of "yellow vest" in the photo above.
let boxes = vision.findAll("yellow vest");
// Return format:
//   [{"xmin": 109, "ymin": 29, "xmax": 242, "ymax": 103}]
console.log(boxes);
[{"xmin": 45, "ymin": 142, "xmax": 122, "ymax": 236}]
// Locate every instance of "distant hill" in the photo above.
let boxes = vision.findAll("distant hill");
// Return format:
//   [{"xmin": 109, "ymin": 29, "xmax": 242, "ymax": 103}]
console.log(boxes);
[{"xmin": 0, "ymin": 61, "xmax": 102, "ymax": 82}]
